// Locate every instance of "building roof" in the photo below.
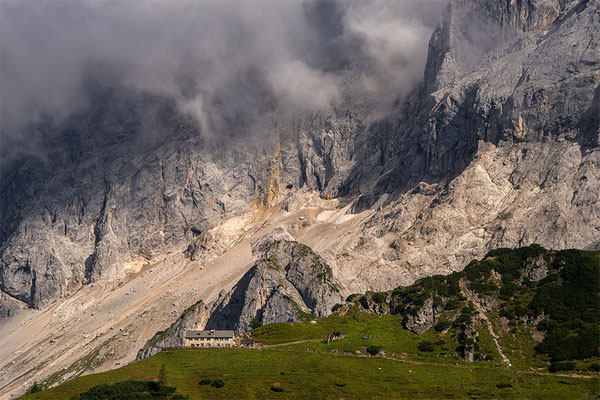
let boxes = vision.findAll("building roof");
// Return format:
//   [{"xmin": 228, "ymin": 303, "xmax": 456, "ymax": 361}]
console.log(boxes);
[{"xmin": 185, "ymin": 329, "xmax": 235, "ymax": 339}]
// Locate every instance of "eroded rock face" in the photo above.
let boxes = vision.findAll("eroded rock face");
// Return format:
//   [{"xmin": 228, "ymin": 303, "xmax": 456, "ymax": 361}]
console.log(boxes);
[
  {"xmin": 0, "ymin": 90, "xmax": 357, "ymax": 314},
  {"xmin": 524, "ymin": 257, "xmax": 549, "ymax": 282},
  {"xmin": 404, "ymin": 297, "xmax": 442, "ymax": 335},
  {"xmin": 206, "ymin": 240, "xmax": 342, "ymax": 335},
  {"xmin": 1, "ymin": 0, "xmax": 599, "ymax": 317},
  {"xmin": 136, "ymin": 300, "xmax": 213, "ymax": 360},
  {"xmin": 137, "ymin": 239, "xmax": 342, "ymax": 358},
  {"xmin": 327, "ymin": 0, "xmax": 600, "ymax": 292}
]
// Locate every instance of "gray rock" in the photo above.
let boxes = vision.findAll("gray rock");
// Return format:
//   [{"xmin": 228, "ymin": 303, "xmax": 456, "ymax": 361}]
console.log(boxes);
[
  {"xmin": 250, "ymin": 228, "xmax": 295, "ymax": 257},
  {"xmin": 403, "ymin": 297, "xmax": 442, "ymax": 335},
  {"xmin": 136, "ymin": 300, "xmax": 212, "ymax": 360},
  {"xmin": 524, "ymin": 257, "xmax": 549, "ymax": 282},
  {"xmin": 206, "ymin": 240, "xmax": 342, "ymax": 335},
  {"xmin": 1, "ymin": 0, "xmax": 598, "ymax": 318}
]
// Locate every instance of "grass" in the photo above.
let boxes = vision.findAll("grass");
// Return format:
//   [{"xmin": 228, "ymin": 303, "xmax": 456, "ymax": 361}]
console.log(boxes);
[
  {"xmin": 21, "ymin": 346, "xmax": 599, "ymax": 400},
  {"xmin": 21, "ymin": 312, "xmax": 599, "ymax": 400}
]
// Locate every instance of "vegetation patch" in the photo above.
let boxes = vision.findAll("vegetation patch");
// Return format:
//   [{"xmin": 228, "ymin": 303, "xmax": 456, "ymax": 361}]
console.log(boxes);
[{"xmin": 68, "ymin": 380, "xmax": 188, "ymax": 399}]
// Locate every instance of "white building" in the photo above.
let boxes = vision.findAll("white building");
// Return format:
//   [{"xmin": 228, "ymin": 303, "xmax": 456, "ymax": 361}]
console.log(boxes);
[{"xmin": 184, "ymin": 329, "xmax": 235, "ymax": 348}]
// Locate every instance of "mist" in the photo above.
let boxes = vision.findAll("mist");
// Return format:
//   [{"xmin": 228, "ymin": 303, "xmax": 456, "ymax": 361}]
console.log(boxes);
[{"xmin": 0, "ymin": 0, "xmax": 447, "ymax": 170}]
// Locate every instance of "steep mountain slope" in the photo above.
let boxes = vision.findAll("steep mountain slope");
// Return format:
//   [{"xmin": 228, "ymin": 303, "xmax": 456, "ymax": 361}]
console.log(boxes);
[
  {"xmin": 2, "ymin": 0, "xmax": 598, "ymax": 319},
  {"xmin": 1, "ymin": 0, "xmax": 599, "ymax": 397}
]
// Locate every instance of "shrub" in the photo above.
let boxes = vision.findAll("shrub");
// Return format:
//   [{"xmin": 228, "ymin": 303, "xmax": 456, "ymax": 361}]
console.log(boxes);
[
  {"xmin": 589, "ymin": 363, "xmax": 600, "ymax": 371},
  {"xmin": 417, "ymin": 341, "xmax": 435, "ymax": 352},
  {"xmin": 250, "ymin": 317, "xmax": 262, "ymax": 330},
  {"xmin": 199, "ymin": 378, "xmax": 212, "ymax": 385},
  {"xmin": 70, "ymin": 381, "xmax": 187, "ymax": 399},
  {"xmin": 331, "ymin": 303, "xmax": 343, "ymax": 312},
  {"xmin": 549, "ymin": 362, "xmax": 576, "ymax": 373},
  {"xmin": 346, "ymin": 294, "xmax": 359, "ymax": 302},
  {"xmin": 271, "ymin": 386, "xmax": 284, "ymax": 392},
  {"xmin": 366, "ymin": 345, "xmax": 382, "ymax": 355},
  {"xmin": 372, "ymin": 292, "xmax": 387, "ymax": 304},
  {"xmin": 211, "ymin": 379, "xmax": 225, "ymax": 388},
  {"xmin": 445, "ymin": 299, "xmax": 460, "ymax": 310},
  {"xmin": 434, "ymin": 320, "xmax": 451, "ymax": 332},
  {"xmin": 496, "ymin": 382, "xmax": 512, "ymax": 388},
  {"xmin": 26, "ymin": 381, "xmax": 43, "ymax": 394}
]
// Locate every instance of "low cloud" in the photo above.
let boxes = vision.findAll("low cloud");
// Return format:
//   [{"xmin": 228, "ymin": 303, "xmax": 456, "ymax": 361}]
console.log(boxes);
[{"xmin": 0, "ymin": 0, "xmax": 447, "ymax": 169}]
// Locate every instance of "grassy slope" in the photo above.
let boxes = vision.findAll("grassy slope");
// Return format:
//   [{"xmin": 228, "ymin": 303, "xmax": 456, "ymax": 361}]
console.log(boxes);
[{"xmin": 22, "ymin": 312, "xmax": 599, "ymax": 400}]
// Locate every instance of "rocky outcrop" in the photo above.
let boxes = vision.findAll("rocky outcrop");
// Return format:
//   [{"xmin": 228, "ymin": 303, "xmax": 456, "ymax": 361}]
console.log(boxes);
[
  {"xmin": 330, "ymin": 0, "xmax": 600, "ymax": 290},
  {"xmin": 206, "ymin": 239, "xmax": 342, "ymax": 334},
  {"xmin": 137, "ymin": 238, "xmax": 342, "ymax": 358},
  {"xmin": 136, "ymin": 300, "xmax": 213, "ymax": 360},
  {"xmin": 403, "ymin": 297, "xmax": 442, "ymax": 335},
  {"xmin": 523, "ymin": 257, "xmax": 549, "ymax": 282}
]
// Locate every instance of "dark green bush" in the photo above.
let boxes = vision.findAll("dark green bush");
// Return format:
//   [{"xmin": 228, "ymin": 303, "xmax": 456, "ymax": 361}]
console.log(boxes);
[
  {"xmin": 445, "ymin": 299, "xmax": 460, "ymax": 310},
  {"xmin": 70, "ymin": 381, "xmax": 188, "ymax": 399},
  {"xmin": 271, "ymin": 386, "xmax": 284, "ymax": 392},
  {"xmin": 495, "ymin": 382, "xmax": 512, "ymax": 388},
  {"xmin": 434, "ymin": 320, "xmax": 451, "ymax": 332},
  {"xmin": 366, "ymin": 345, "xmax": 382, "ymax": 355},
  {"xmin": 417, "ymin": 341, "xmax": 435, "ymax": 352},
  {"xmin": 250, "ymin": 317, "xmax": 262, "ymax": 330},
  {"xmin": 211, "ymin": 379, "xmax": 225, "ymax": 388},
  {"xmin": 199, "ymin": 378, "xmax": 212, "ymax": 385},
  {"xmin": 346, "ymin": 294, "xmax": 359, "ymax": 302},
  {"xmin": 549, "ymin": 362, "xmax": 576, "ymax": 373},
  {"xmin": 486, "ymin": 248, "xmax": 513, "ymax": 258},
  {"xmin": 372, "ymin": 292, "xmax": 387, "ymax": 304},
  {"xmin": 589, "ymin": 363, "xmax": 600, "ymax": 371},
  {"xmin": 331, "ymin": 303, "xmax": 343, "ymax": 312},
  {"xmin": 26, "ymin": 382, "xmax": 43, "ymax": 395}
]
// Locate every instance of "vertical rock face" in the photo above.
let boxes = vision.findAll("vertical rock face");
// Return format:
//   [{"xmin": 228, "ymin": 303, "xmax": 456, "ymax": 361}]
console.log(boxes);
[
  {"xmin": 1, "ymin": 0, "xmax": 599, "ymax": 317},
  {"xmin": 0, "ymin": 84, "xmax": 351, "ymax": 315},
  {"xmin": 404, "ymin": 297, "xmax": 442, "ymax": 335}
]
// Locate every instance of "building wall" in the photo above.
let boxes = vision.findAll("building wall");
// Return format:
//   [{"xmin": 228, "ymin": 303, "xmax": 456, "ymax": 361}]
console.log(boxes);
[{"xmin": 184, "ymin": 337, "xmax": 235, "ymax": 347}]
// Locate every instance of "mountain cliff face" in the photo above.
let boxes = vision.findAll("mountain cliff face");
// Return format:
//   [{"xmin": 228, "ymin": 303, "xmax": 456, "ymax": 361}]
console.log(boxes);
[
  {"xmin": 323, "ymin": 0, "xmax": 600, "ymax": 290},
  {"xmin": 1, "ymin": 0, "xmax": 598, "ymax": 323},
  {"xmin": 1, "ymin": 1, "xmax": 599, "ymax": 396}
]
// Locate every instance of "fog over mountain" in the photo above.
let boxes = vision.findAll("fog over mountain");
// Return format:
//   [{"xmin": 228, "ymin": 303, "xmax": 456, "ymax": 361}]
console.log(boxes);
[{"xmin": 1, "ymin": 0, "xmax": 446, "ymax": 170}]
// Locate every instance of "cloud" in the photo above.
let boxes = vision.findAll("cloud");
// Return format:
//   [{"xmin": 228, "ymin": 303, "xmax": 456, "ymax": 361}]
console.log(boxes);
[
  {"xmin": 268, "ymin": 60, "xmax": 340, "ymax": 111},
  {"xmin": 0, "ymin": 0, "xmax": 447, "ymax": 169}
]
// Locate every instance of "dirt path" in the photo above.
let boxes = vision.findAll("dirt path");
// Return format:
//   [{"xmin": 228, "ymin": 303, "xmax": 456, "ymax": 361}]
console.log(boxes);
[
  {"xmin": 459, "ymin": 281, "xmax": 512, "ymax": 367},
  {"xmin": 264, "ymin": 339, "xmax": 321, "ymax": 348},
  {"xmin": 337, "ymin": 352, "xmax": 596, "ymax": 379}
]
